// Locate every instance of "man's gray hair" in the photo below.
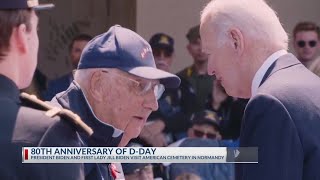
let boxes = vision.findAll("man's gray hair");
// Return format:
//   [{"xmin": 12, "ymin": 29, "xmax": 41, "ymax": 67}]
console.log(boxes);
[
  {"xmin": 74, "ymin": 68, "xmax": 121, "ymax": 90},
  {"xmin": 74, "ymin": 69, "xmax": 97, "ymax": 91},
  {"xmin": 200, "ymin": 0, "xmax": 288, "ymax": 50}
]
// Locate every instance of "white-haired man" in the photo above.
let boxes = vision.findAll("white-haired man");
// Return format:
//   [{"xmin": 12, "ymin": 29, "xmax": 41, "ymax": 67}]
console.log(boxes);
[
  {"xmin": 200, "ymin": 0, "xmax": 320, "ymax": 179},
  {"xmin": 49, "ymin": 25, "xmax": 180, "ymax": 179}
]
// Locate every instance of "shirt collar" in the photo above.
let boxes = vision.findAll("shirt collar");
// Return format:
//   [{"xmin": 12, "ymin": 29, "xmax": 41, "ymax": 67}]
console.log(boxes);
[
  {"xmin": 77, "ymin": 81, "xmax": 123, "ymax": 138},
  {"xmin": 251, "ymin": 50, "xmax": 288, "ymax": 97},
  {"xmin": 53, "ymin": 81, "xmax": 123, "ymax": 138}
]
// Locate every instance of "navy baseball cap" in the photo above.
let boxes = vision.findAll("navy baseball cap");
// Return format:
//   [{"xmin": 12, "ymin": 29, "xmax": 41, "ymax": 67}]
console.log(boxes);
[
  {"xmin": 0, "ymin": 0, "xmax": 54, "ymax": 10},
  {"xmin": 78, "ymin": 25, "xmax": 181, "ymax": 88},
  {"xmin": 186, "ymin": 25, "xmax": 200, "ymax": 42},
  {"xmin": 149, "ymin": 33, "xmax": 174, "ymax": 53},
  {"xmin": 190, "ymin": 110, "xmax": 221, "ymax": 131}
]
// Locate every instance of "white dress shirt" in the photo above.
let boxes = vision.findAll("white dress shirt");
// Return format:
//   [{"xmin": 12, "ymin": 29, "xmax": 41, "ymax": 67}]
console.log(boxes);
[{"xmin": 251, "ymin": 50, "xmax": 288, "ymax": 97}]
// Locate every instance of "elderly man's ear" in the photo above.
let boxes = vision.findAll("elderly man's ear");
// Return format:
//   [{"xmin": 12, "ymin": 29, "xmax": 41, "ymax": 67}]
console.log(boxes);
[
  {"xmin": 89, "ymin": 71, "xmax": 105, "ymax": 102},
  {"xmin": 229, "ymin": 28, "xmax": 244, "ymax": 54}
]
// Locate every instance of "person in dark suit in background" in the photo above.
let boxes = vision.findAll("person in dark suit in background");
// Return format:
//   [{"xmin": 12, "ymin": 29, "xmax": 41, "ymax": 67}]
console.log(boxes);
[
  {"xmin": 200, "ymin": 0, "xmax": 320, "ymax": 179},
  {"xmin": 44, "ymin": 34, "xmax": 92, "ymax": 100}
]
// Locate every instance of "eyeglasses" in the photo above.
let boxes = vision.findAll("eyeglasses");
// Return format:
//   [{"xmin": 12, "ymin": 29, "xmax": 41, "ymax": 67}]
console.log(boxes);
[
  {"xmin": 102, "ymin": 70, "xmax": 165, "ymax": 100},
  {"xmin": 297, "ymin": 40, "xmax": 318, "ymax": 48},
  {"xmin": 193, "ymin": 129, "xmax": 217, "ymax": 139}
]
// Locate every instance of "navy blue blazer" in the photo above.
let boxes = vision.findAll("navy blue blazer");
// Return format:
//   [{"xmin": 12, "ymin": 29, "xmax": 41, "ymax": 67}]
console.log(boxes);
[{"xmin": 237, "ymin": 54, "xmax": 320, "ymax": 180}]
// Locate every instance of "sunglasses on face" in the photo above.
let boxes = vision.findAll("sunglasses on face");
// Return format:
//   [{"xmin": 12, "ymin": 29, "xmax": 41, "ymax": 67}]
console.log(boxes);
[
  {"xmin": 153, "ymin": 49, "xmax": 172, "ymax": 58},
  {"xmin": 193, "ymin": 129, "xmax": 217, "ymax": 139},
  {"xmin": 297, "ymin": 40, "xmax": 318, "ymax": 48},
  {"xmin": 101, "ymin": 70, "xmax": 165, "ymax": 100}
]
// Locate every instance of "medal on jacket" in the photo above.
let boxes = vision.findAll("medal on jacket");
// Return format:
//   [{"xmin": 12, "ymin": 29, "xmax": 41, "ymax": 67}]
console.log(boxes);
[{"xmin": 110, "ymin": 164, "xmax": 120, "ymax": 179}]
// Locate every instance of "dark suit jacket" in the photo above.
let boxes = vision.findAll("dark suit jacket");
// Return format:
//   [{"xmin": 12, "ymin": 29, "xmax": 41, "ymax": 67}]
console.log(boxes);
[
  {"xmin": 0, "ymin": 74, "xmax": 83, "ymax": 180},
  {"xmin": 237, "ymin": 54, "xmax": 320, "ymax": 180},
  {"xmin": 169, "ymin": 138, "xmax": 234, "ymax": 180},
  {"xmin": 44, "ymin": 72, "xmax": 73, "ymax": 101}
]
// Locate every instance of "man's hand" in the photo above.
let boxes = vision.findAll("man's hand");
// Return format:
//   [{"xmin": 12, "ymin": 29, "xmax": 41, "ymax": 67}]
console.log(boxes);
[
  {"xmin": 144, "ymin": 120, "xmax": 165, "ymax": 134},
  {"xmin": 139, "ymin": 120, "xmax": 167, "ymax": 146},
  {"xmin": 212, "ymin": 80, "xmax": 228, "ymax": 110}
]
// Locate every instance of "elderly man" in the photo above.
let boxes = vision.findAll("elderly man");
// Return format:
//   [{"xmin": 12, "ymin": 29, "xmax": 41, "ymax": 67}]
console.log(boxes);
[
  {"xmin": 48, "ymin": 25, "xmax": 180, "ymax": 179},
  {"xmin": 200, "ymin": 0, "xmax": 320, "ymax": 180}
]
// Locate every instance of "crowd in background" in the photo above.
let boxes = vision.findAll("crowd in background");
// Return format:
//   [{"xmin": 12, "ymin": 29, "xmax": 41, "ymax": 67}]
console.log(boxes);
[
  {"xmin": 19, "ymin": 20, "xmax": 320, "ymax": 180},
  {"xmin": 1, "ymin": 0, "xmax": 320, "ymax": 179}
]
